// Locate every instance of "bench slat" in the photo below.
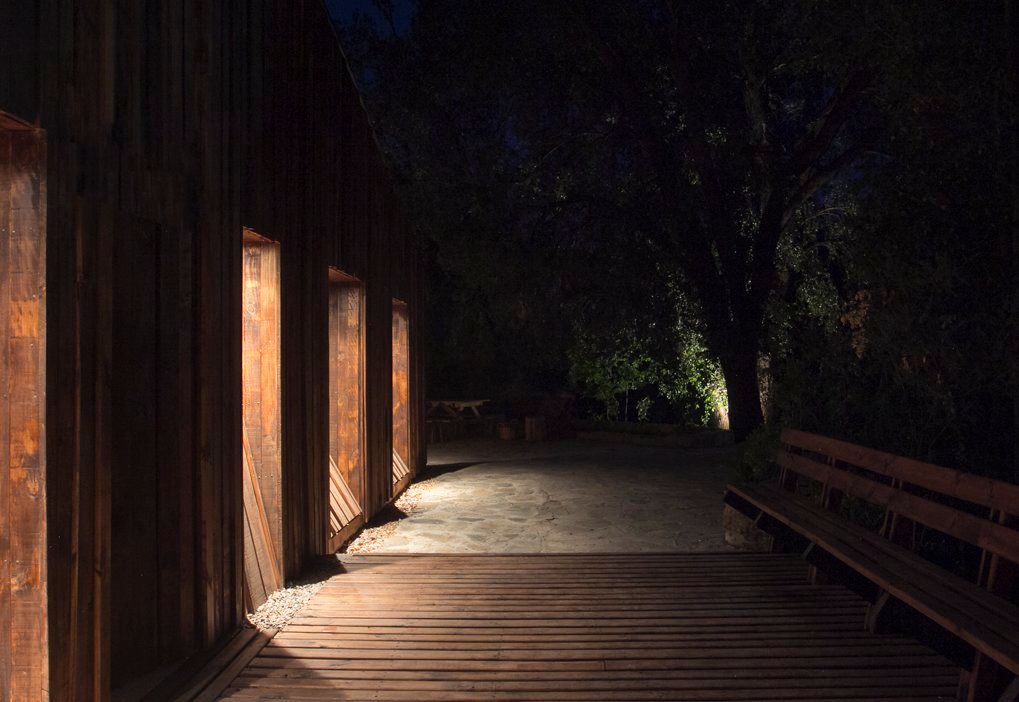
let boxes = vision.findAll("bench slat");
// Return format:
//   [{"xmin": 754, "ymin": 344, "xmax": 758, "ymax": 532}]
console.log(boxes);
[
  {"xmin": 734, "ymin": 482, "xmax": 1019, "ymax": 631},
  {"xmin": 781, "ymin": 428, "xmax": 1019, "ymax": 515},
  {"xmin": 728, "ymin": 482, "xmax": 1019, "ymax": 675},
  {"xmin": 777, "ymin": 451, "xmax": 1019, "ymax": 565}
]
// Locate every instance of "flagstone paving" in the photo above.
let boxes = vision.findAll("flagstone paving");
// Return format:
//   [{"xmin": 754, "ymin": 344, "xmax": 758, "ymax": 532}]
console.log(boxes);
[{"xmin": 344, "ymin": 437, "xmax": 738, "ymax": 553}]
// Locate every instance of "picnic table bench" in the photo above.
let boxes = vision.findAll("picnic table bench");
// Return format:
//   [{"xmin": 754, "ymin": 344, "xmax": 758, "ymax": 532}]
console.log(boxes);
[{"xmin": 724, "ymin": 428, "xmax": 1019, "ymax": 702}]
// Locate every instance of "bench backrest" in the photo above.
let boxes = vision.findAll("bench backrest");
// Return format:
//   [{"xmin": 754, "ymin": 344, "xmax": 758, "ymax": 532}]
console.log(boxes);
[{"xmin": 777, "ymin": 428, "xmax": 1019, "ymax": 594}]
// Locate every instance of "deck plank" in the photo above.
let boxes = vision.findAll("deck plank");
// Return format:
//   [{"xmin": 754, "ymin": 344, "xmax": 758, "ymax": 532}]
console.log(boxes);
[{"xmin": 216, "ymin": 553, "xmax": 959, "ymax": 700}]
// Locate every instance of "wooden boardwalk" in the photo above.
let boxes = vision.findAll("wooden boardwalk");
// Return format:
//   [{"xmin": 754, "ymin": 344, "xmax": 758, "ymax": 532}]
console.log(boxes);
[{"xmin": 217, "ymin": 553, "xmax": 959, "ymax": 701}]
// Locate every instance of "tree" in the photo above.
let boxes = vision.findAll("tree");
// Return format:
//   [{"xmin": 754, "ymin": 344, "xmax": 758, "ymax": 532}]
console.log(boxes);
[
  {"xmin": 547, "ymin": 1, "xmax": 903, "ymax": 439},
  {"xmin": 341, "ymin": 0, "xmax": 1012, "ymax": 443}
]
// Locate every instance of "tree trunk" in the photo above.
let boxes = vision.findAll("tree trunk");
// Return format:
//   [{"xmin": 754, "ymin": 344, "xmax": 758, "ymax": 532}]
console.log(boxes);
[{"xmin": 720, "ymin": 350, "xmax": 764, "ymax": 442}]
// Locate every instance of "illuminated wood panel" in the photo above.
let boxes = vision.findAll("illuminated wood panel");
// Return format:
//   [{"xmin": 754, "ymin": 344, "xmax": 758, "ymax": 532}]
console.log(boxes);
[
  {"xmin": 0, "ymin": 115, "xmax": 47, "ymax": 701},
  {"xmin": 391, "ymin": 301, "xmax": 411, "ymax": 488},
  {"xmin": 242, "ymin": 230, "xmax": 283, "ymax": 602},
  {"xmin": 327, "ymin": 271, "xmax": 365, "ymax": 553}
]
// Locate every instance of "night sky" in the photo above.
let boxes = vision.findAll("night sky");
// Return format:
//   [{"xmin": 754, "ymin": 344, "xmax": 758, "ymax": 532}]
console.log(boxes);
[{"xmin": 326, "ymin": 0, "xmax": 413, "ymax": 34}]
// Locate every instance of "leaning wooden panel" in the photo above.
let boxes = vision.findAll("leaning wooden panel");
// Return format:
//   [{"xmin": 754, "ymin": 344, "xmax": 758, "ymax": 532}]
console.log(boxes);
[{"xmin": 242, "ymin": 427, "xmax": 282, "ymax": 611}]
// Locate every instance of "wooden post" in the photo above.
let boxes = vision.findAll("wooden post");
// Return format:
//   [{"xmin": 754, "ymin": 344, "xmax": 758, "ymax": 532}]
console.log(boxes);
[
  {"xmin": 809, "ymin": 454, "xmax": 842, "ymax": 585},
  {"xmin": 0, "ymin": 119, "xmax": 48, "ymax": 701},
  {"xmin": 880, "ymin": 478, "xmax": 916, "ymax": 550}
]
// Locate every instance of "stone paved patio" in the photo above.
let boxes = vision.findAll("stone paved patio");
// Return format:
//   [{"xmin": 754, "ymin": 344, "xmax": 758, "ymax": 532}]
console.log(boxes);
[{"xmin": 345, "ymin": 438, "xmax": 738, "ymax": 553}]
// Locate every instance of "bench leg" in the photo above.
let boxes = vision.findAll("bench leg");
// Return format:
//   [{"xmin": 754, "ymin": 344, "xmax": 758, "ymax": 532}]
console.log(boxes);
[
  {"xmin": 997, "ymin": 675, "xmax": 1019, "ymax": 702},
  {"xmin": 963, "ymin": 510, "xmax": 1019, "ymax": 702},
  {"xmin": 799, "ymin": 544, "xmax": 829, "ymax": 585},
  {"xmin": 864, "ymin": 591, "xmax": 891, "ymax": 634},
  {"xmin": 757, "ymin": 512, "xmax": 794, "ymax": 554},
  {"xmin": 960, "ymin": 652, "xmax": 1015, "ymax": 702}
]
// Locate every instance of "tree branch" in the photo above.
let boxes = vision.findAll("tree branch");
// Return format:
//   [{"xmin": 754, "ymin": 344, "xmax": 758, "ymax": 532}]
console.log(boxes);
[
  {"xmin": 783, "ymin": 143, "xmax": 871, "ymax": 226},
  {"xmin": 792, "ymin": 69, "xmax": 869, "ymax": 175}
]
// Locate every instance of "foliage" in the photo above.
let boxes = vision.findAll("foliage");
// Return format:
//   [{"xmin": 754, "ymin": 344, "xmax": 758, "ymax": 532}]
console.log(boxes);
[
  {"xmin": 567, "ymin": 332, "xmax": 655, "ymax": 421},
  {"xmin": 635, "ymin": 396, "xmax": 653, "ymax": 423},
  {"xmin": 732, "ymin": 424, "xmax": 781, "ymax": 484},
  {"xmin": 566, "ymin": 313, "xmax": 725, "ymax": 426},
  {"xmin": 757, "ymin": 1, "xmax": 1016, "ymax": 479},
  {"xmin": 655, "ymin": 330, "xmax": 727, "ymax": 427}
]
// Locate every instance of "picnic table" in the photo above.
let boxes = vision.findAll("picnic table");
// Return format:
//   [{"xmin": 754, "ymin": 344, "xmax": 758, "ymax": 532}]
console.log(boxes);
[{"xmin": 426, "ymin": 399, "xmax": 489, "ymax": 419}]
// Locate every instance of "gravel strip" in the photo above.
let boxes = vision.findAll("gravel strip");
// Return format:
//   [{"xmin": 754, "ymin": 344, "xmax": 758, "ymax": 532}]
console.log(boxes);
[
  {"xmin": 344, "ymin": 481, "xmax": 424, "ymax": 554},
  {"xmin": 245, "ymin": 557, "xmax": 347, "ymax": 630},
  {"xmin": 246, "ymin": 475, "xmax": 428, "ymax": 630},
  {"xmin": 245, "ymin": 581, "xmax": 324, "ymax": 631}
]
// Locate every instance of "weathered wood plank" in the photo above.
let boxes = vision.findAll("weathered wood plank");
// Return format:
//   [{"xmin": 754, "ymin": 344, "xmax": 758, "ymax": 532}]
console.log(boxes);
[
  {"xmin": 782, "ymin": 428, "xmax": 1019, "ymax": 513},
  {"xmin": 731, "ymin": 482, "xmax": 1019, "ymax": 674},
  {"xmin": 1, "ymin": 125, "xmax": 47, "ymax": 700},
  {"xmin": 777, "ymin": 450, "xmax": 1019, "ymax": 564},
  {"xmin": 0, "ymin": 126, "xmax": 14, "ymax": 702},
  {"xmin": 744, "ymin": 430, "xmax": 1019, "ymax": 698}
]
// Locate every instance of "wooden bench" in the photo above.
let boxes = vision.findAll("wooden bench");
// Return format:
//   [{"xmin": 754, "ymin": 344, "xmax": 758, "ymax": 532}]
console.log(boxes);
[{"xmin": 724, "ymin": 428, "xmax": 1019, "ymax": 702}]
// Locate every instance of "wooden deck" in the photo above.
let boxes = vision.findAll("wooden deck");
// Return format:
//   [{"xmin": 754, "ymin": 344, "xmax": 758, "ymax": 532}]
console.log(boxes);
[{"xmin": 217, "ymin": 553, "xmax": 960, "ymax": 701}]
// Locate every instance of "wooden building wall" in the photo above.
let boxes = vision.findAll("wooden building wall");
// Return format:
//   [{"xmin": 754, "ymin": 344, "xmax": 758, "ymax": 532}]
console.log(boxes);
[{"xmin": 0, "ymin": 1, "xmax": 425, "ymax": 699}]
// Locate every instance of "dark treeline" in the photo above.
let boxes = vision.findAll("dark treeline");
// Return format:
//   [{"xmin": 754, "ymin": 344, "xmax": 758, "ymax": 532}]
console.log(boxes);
[{"xmin": 338, "ymin": 0, "xmax": 1018, "ymax": 479}]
